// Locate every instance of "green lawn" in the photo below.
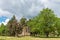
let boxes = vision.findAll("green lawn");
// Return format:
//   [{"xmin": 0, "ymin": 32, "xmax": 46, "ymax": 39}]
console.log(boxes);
[{"xmin": 0, "ymin": 36, "xmax": 60, "ymax": 40}]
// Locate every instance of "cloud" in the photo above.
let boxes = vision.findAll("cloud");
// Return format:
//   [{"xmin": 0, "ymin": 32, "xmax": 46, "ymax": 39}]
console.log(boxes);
[
  {"xmin": 0, "ymin": 0, "xmax": 59, "ymax": 22},
  {"xmin": 0, "ymin": 0, "xmax": 44, "ymax": 19},
  {"xmin": 39, "ymin": 0, "xmax": 49, "ymax": 8},
  {"xmin": 0, "ymin": 8, "xmax": 12, "ymax": 25},
  {"xmin": 0, "ymin": 8, "xmax": 13, "ymax": 18}
]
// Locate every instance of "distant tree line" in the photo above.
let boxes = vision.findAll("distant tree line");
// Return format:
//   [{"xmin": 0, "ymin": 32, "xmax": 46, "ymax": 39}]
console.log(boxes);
[{"xmin": 0, "ymin": 8, "xmax": 60, "ymax": 37}]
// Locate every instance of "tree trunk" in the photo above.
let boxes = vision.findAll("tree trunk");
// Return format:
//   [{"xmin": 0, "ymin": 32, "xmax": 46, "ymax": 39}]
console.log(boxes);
[
  {"xmin": 45, "ymin": 32, "xmax": 49, "ymax": 37},
  {"xmin": 46, "ymin": 33, "xmax": 49, "ymax": 37}
]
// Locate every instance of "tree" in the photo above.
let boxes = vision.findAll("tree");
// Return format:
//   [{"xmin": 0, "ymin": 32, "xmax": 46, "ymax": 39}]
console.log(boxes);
[
  {"xmin": 27, "ymin": 8, "xmax": 56, "ymax": 37},
  {"xmin": 20, "ymin": 17, "xmax": 30, "ymax": 36},
  {"xmin": 27, "ymin": 19, "xmax": 41, "ymax": 36},
  {"xmin": 0, "ymin": 23, "xmax": 8, "ymax": 36},
  {"xmin": 55, "ymin": 18, "xmax": 60, "ymax": 36},
  {"xmin": 39, "ymin": 8, "xmax": 56, "ymax": 37},
  {"xmin": 7, "ymin": 15, "xmax": 19, "ymax": 36},
  {"xmin": 20, "ymin": 17, "xmax": 27, "ymax": 26}
]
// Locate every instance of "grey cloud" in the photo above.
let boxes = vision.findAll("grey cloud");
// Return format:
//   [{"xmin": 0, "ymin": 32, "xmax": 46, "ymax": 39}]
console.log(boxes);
[
  {"xmin": 0, "ymin": 0, "xmax": 60, "ymax": 19},
  {"xmin": 0, "ymin": 0, "xmax": 44, "ymax": 19}
]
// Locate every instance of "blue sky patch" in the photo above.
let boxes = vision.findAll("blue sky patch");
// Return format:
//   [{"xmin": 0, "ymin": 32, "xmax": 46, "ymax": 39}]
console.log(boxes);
[{"xmin": 0, "ymin": 16, "xmax": 7, "ymax": 23}]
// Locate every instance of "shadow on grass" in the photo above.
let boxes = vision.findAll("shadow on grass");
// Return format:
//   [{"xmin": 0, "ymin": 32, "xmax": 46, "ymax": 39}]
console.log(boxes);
[{"xmin": 31, "ymin": 36, "xmax": 60, "ymax": 38}]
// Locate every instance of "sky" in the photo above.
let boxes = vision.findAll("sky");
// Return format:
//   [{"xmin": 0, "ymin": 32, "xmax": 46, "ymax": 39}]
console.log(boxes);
[{"xmin": 0, "ymin": 0, "xmax": 60, "ymax": 25}]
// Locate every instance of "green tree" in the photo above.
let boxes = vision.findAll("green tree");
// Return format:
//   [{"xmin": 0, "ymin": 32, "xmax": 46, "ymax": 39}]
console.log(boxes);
[
  {"xmin": 27, "ymin": 19, "xmax": 40, "ymax": 36},
  {"xmin": 20, "ymin": 17, "xmax": 27, "ymax": 26},
  {"xmin": 0, "ymin": 23, "xmax": 8, "ymax": 36},
  {"xmin": 55, "ymin": 18, "xmax": 60, "ymax": 36},
  {"xmin": 20, "ymin": 17, "xmax": 30, "ymax": 36},
  {"xmin": 27, "ymin": 8, "xmax": 56, "ymax": 37},
  {"xmin": 20, "ymin": 17, "xmax": 27, "ymax": 31},
  {"xmin": 39, "ymin": 8, "xmax": 56, "ymax": 37}
]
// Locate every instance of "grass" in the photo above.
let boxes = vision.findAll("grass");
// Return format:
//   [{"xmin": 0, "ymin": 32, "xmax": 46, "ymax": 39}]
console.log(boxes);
[{"xmin": 0, "ymin": 36, "xmax": 60, "ymax": 40}]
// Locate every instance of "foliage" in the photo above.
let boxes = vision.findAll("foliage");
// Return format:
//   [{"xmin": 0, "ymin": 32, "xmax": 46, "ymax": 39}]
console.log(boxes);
[
  {"xmin": 0, "ymin": 23, "xmax": 8, "ymax": 36},
  {"xmin": 7, "ymin": 15, "xmax": 21, "ymax": 36},
  {"xmin": 27, "ymin": 8, "xmax": 57, "ymax": 37},
  {"xmin": 0, "ymin": 8, "xmax": 60, "ymax": 38}
]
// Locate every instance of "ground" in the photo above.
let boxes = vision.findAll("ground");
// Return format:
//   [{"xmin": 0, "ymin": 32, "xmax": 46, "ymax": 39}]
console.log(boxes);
[{"xmin": 0, "ymin": 36, "xmax": 60, "ymax": 40}]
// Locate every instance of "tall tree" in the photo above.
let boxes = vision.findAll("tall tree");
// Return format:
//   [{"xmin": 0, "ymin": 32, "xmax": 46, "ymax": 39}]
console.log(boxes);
[
  {"xmin": 39, "ymin": 8, "xmax": 56, "ymax": 37},
  {"xmin": 7, "ymin": 15, "xmax": 19, "ymax": 36},
  {"xmin": 27, "ymin": 8, "xmax": 56, "ymax": 37}
]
